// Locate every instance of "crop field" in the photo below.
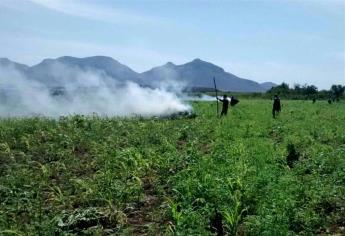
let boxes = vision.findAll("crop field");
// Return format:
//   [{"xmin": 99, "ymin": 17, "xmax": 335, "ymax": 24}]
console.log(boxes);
[{"xmin": 0, "ymin": 100, "xmax": 344, "ymax": 235}]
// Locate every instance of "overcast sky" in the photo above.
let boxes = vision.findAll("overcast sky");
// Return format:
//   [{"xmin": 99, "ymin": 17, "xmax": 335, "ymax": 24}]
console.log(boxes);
[{"xmin": 0, "ymin": 0, "xmax": 344, "ymax": 89}]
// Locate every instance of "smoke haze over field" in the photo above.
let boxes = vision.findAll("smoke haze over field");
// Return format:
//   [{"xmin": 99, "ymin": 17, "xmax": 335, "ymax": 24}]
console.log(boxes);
[{"xmin": 0, "ymin": 64, "xmax": 191, "ymax": 117}]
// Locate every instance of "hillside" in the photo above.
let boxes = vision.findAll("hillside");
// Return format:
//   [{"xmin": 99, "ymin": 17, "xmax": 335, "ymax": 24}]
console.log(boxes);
[
  {"xmin": 26, "ymin": 56, "xmax": 142, "ymax": 86},
  {"xmin": 0, "ymin": 58, "xmax": 29, "ymax": 73},
  {"xmin": 260, "ymin": 82, "xmax": 277, "ymax": 90},
  {"xmin": 141, "ymin": 58, "xmax": 265, "ymax": 92}
]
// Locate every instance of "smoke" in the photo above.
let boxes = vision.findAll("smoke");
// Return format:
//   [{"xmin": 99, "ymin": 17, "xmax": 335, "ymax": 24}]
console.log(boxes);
[
  {"xmin": 182, "ymin": 94, "xmax": 216, "ymax": 101},
  {"xmin": 0, "ymin": 63, "xmax": 191, "ymax": 117}
]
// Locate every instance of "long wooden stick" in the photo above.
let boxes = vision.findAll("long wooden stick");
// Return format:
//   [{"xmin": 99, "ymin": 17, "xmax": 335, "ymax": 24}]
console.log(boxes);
[{"xmin": 213, "ymin": 77, "xmax": 219, "ymax": 116}]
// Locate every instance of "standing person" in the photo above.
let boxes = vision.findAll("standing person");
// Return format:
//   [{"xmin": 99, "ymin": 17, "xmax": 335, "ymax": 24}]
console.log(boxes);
[
  {"xmin": 217, "ymin": 94, "xmax": 229, "ymax": 116},
  {"xmin": 272, "ymin": 94, "xmax": 281, "ymax": 118}
]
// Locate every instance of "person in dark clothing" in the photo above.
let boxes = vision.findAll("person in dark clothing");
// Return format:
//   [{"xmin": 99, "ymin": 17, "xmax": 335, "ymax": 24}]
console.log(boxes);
[
  {"xmin": 217, "ymin": 94, "xmax": 229, "ymax": 116},
  {"xmin": 312, "ymin": 98, "xmax": 316, "ymax": 103},
  {"xmin": 272, "ymin": 94, "xmax": 281, "ymax": 118}
]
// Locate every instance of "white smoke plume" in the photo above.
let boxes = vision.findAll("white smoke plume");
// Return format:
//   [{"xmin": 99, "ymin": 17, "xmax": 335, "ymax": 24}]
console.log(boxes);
[
  {"xmin": 0, "ymin": 63, "xmax": 191, "ymax": 117},
  {"xmin": 182, "ymin": 94, "xmax": 216, "ymax": 101}
]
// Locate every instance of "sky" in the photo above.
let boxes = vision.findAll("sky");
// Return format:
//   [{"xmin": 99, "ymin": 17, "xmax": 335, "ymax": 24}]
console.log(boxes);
[{"xmin": 0, "ymin": 0, "xmax": 344, "ymax": 89}]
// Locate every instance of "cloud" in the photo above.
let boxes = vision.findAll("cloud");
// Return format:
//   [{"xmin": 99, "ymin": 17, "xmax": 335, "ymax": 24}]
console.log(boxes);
[
  {"xmin": 0, "ymin": 35, "xmax": 187, "ymax": 72},
  {"xmin": 27, "ymin": 0, "xmax": 165, "ymax": 25}
]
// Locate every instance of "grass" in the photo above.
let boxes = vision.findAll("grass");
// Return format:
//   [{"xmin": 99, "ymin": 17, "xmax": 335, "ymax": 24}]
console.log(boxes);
[{"xmin": 0, "ymin": 99, "xmax": 344, "ymax": 235}]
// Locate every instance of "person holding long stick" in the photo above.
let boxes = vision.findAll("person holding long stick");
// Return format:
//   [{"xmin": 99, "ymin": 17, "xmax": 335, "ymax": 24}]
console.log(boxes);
[
  {"xmin": 213, "ymin": 77, "xmax": 230, "ymax": 116},
  {"xmin": 217, "ymin": 94, "xmax": 230, "ymax": 116}
]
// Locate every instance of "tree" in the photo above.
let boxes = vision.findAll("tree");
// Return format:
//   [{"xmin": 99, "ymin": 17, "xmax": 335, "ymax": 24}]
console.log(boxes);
[
  {"xmin": 330, "ymin": 85, "xmax": 345, "ymax": 100},
  {"xmin": 303, "ymin": 85, "xmax": 318, "ymax": 98},
  {"xmin": 293, "ymin": 84, "xmax": 302, "ymax": 94},
  {"xmin": 267, "ymin": 82, "xmax": 290, "ymax": 96}
]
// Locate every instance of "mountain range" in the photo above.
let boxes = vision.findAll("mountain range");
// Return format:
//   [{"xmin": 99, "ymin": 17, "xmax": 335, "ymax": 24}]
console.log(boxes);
[{"xmin": 0, "ymin": 56, "xmax": 276, "ymax": 92}]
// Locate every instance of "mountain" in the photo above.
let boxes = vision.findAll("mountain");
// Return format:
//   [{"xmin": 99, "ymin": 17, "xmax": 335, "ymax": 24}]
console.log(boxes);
[
  {"xmin": 141, "ymin": 58, "xmax": 265, "ymax": 92},
  {"xmin": 27, "ymin": 56, "xmax": 141, "ymax": 86},
  {"xmin": 0, "ymin": 56, "xmax": 274, "ymax": 92},
  {"xmin": 0, "ymin": 58, "xmax": 29, "ymax": 73},
  {"xmin": 260, "ymin": 82, "xmax": 277, "ymax": 90}
]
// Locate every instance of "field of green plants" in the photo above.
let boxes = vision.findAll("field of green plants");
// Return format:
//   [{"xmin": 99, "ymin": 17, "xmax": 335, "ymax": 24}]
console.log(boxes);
[{"xmin": 0, "ymin": 100, "xmax": 344, "ymax": 235}]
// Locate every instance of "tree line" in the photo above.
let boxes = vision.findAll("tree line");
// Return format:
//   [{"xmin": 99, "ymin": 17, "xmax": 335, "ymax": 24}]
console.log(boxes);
[{"xmin": 266, "ymin": 83, "xmax": 345, "ymax": 101}]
